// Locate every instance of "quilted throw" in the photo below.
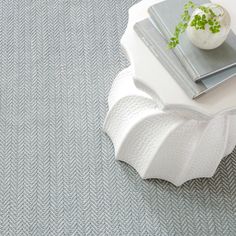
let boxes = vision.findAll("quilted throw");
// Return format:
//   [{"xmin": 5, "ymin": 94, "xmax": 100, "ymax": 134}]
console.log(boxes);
[{"xmin": 0, "ymin": 0, "xmax": 236, "ymax": 235}]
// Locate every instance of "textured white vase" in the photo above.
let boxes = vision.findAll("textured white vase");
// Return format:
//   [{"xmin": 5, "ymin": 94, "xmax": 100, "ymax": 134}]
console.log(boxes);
[{"xmin": 186, "ymin": 3, "xmax": 231, "ymax": 50}]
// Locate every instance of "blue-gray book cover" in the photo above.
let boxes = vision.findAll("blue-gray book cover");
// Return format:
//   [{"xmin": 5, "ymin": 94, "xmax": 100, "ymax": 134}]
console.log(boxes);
[
  {"xmin": 134, "ymin": 19, "xmax": 236, "ymax": 99},
  {"xmin": 148, "ymin": 0, "xmax": 236, "ymax": 82}
]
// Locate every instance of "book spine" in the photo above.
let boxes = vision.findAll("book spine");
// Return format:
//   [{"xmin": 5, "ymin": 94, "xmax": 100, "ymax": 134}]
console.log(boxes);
[
  {"xmin": 134, "ymin": 23, "xmax": 202, "ymax": 99},
  {"xmin": 148, "ymin": 8, "xmax": 200, "ymax": 81}
]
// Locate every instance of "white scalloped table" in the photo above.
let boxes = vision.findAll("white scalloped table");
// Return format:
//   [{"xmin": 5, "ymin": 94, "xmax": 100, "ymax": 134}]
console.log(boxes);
[{"xmin": 104, "ymin": 0, "xmax": 236, "ymax": 186}]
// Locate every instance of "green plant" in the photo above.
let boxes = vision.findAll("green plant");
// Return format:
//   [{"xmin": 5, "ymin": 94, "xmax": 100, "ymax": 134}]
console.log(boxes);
[{"xmin": 168, "ymin": 1, "xmax": 221, "ymax": 48}]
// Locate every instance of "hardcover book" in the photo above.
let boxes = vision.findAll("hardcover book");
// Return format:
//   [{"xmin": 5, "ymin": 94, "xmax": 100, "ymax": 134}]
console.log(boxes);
[
  {"xmin": 134, "ymin": 19, "xmax": 236, "ymax": 99},
  {"xmin": 148, "ymin": 0, "xmax": 236, "ymax": 82}
]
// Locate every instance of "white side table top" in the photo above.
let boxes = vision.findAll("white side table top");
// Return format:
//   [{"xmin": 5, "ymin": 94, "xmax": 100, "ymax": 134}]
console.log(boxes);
[{"xmin": 121, "ymin": 0, "xmax": 236, "ymax": 118}]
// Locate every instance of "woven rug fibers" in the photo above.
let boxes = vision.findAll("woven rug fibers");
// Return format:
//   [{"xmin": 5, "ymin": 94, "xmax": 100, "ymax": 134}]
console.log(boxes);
[{"xmin": 0, "ymin": 0, "xmax": 236, "ymax": 235}]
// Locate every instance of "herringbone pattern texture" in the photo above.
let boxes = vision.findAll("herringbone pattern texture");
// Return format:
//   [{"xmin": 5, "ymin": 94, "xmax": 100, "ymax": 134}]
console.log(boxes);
[{"xmin": 0, "ymin": 0, "xmax": 236, "ymax": 235}]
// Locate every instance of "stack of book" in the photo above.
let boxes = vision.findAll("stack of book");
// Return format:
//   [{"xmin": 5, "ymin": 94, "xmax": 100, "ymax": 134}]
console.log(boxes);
[{"xmin": 134, "ymin": 0, "xmax": 236, "ymax": 99}]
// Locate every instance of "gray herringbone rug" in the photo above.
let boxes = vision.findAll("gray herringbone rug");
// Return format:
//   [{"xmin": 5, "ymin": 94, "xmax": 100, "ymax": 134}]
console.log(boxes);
[{"xmin": 0, "ymin": 0, "xmax": 236, "ymax": 235}]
